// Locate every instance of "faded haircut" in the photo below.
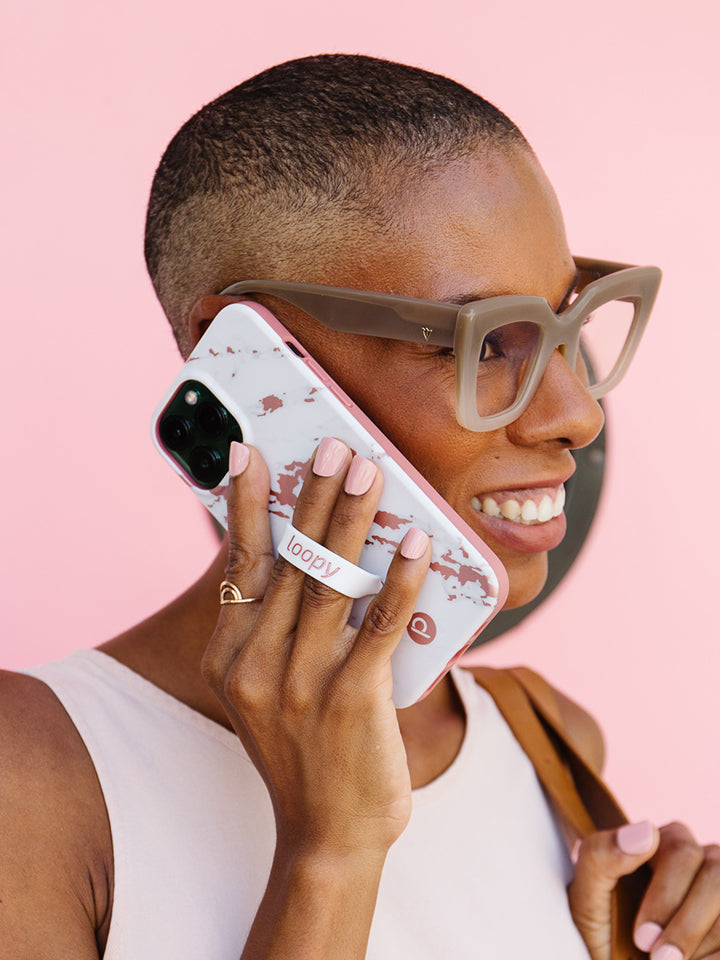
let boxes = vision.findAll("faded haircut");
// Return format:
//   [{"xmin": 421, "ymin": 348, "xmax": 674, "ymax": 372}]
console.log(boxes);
[{"xmin": 144, "ymin": 54, "xmax": 527, "ymax": 356}]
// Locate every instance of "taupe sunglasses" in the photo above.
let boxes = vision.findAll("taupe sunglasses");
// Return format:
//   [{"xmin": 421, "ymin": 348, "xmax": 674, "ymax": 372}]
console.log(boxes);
[{"xmin": 222, "ymin": 257, "xmax": 661, "ymax": 432}]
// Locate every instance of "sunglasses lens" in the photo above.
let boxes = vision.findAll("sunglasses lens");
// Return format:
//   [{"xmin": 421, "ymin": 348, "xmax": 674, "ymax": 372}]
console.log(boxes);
[
  {"xmin": 475, "ymin": 321, "xmax": 542, "ymax": 416},
  {"xmin": 579, "ymin": 298, "xmax": 636, "ymax": 387}
]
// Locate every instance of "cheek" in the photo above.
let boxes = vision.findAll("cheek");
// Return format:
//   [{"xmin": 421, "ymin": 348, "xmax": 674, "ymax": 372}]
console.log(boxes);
[
  {"xmin": 317, "ymin": 340, "xmax": 555, "ymax": 608},
  {"xmin": 311, "ymin": 337, "xmax": 489, "ymax": 498},
  {"xmin": 347, "ymin": 365, "xmax": 466, "ymax": 488}
]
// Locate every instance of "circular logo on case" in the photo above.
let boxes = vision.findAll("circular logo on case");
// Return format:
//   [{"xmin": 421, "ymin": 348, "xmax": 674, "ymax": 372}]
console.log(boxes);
[{"xmin": 407, "ymin": 612, "xmax": 437, "ymax": 645}]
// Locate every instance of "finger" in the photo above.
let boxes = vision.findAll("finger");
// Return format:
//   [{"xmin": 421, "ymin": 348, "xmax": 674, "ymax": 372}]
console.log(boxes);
[
  {"xmin": 291, "ymin": 455, "xmax": 384, "ymax": 667},
  {"xmin": 569, "ymin": 822, "xmax": 659, "ymax": 958},
  {"xmin": 632, "ymin": 823, "xmax": 706, "ymax": 954},
  {"xmin": 203, "ymin": 442, "xmax": 275, "ymax": 692},
  {"xmin": 640, "ymin": 841, "xmax": 720, "ymax": 960},
  {"xmin": 290, "ymin": 436, "xmax": 353, "ymax": 541},
  {"xmin": 250, "ymin": 436, "xmax": 354, "ymax": 642},
  {"xmin": 224, "ymin": 442, "xmax": 275, "ymax": 597},
  {"xmin": 342, "ymin": 527, "xmax": 431, "ymax": 692},
  {"xmin": 695, "ymin": 916, "xmax": 720, "ymax": 960}
]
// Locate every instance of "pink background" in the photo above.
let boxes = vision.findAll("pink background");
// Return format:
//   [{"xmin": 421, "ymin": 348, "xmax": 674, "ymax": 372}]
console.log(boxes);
[{"xmin": 3, "ymin": 2, "xmax": 718, "ymax": 838}]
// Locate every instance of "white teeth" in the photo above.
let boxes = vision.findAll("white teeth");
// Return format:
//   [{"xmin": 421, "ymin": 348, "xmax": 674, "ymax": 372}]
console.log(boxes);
[
  {"xmin": 472, "ymin": 485, "xmax": 566, "ymax": 526},
  {"xmin": 521, "ymin": 500, "xmax": 538, "ymax": 522},
  {"xmin": 538, "ymin": 495, "xmax": 553, "ymax": 522},
  {"xmin": 500, "ymin": 499, "xmax": 521, "ymax": 521}
]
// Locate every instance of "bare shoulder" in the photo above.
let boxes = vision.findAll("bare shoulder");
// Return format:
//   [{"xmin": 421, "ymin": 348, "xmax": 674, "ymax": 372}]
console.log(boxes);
[
  {"xmin": 0, "ymin": 670, "xmax": 112, "ymax": 958},
  {"xmin": 547, "ymin": 680, "xmax": 605, "ymax": 775}
]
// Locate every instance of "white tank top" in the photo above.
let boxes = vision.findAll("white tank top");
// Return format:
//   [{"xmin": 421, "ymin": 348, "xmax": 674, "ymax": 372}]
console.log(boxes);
[{"xmin": 25, "ymin": 650, "xmax": 589, "ymax": 959}]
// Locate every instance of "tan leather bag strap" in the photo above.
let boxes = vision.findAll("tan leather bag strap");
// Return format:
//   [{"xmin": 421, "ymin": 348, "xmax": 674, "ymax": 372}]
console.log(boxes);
[
  {"xmin": 507, "ymin": 666, "xmax": 631, "ymax": 830},
  {"xmin": 471, "ymin": 666, "xmax": 596, "ymax": 836},
  {"xmin": 469, "ymin": 665, "xmax": 649, "ymax": 960}
]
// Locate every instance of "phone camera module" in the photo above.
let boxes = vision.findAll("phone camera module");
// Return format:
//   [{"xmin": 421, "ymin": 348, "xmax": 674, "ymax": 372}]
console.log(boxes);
[
  {"xmin": 189, "ymin": 446, "xmax": 224, "ymax": 486},
  {"xmin": 196, "ymin": 401, "xmax": 229, "ymax": 439},
  {"xmin": 159, "ymin": 380, "xmax": 242, "ymax": 489},
  {"xmin": 160, "ymin": 415, "xmax": 193, "ymax": 453}
]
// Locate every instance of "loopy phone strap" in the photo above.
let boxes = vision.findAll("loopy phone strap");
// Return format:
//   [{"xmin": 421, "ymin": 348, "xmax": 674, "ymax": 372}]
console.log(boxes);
[{"xmin": 277, "ymin": 523, "xmax": 384, "ymax": 598}]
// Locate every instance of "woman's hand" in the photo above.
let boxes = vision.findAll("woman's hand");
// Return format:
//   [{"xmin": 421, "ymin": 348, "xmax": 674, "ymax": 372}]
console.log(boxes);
[
  {"xmin": 202, "ymin": 437, "xmax": 431, "ymax": 861},
  {"xmin": 569, "ymin": 820, "xmax": 720, "ymax": 959}
]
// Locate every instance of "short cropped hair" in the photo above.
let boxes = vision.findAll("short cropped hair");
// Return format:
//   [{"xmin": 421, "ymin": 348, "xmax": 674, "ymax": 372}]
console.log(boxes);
[{"xmin": 144, "ymin": 54, "xmax": 527, "ymax": 356}]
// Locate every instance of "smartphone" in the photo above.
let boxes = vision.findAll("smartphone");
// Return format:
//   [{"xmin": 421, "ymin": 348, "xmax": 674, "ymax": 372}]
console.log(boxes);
[{"xmin": 152, "ymin": 302, "xmax": 508, "ymax": 706}]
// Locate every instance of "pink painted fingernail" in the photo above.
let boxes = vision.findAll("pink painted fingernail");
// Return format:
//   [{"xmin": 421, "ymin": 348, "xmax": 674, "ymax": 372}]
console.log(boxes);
[
  {"xmin": 401, "ymin": 528, "xmax": 429, "ymax": 559},
  {"xmin": 651, "ymin": 945, "xmax": 683, "ymax": 960},
  {"xmin": 229, "ymin": 441, "xmax": 250, "ymax": 477},
  {"xmin": 313, "ymin": 437, "xmax": 347, "ymax": 477},
  {"xmin": 634, "ymin": 922, "xmax": 663, "ymax": 952},
  {"xmin": 344, "ymin": 456, "xmax": 377, "ymax": 496},
  {"xmin": 617, "ymin": 821, "xmax": 655, "ymax": 855}
]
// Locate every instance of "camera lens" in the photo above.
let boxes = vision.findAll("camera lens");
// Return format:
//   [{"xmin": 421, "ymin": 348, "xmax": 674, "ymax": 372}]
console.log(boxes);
[
  {"xmin": 189, "ymin": 445, "xmax": 224, "ymax": 487},
  {"xmin": 196, "ymin": 401, "xmax": 229, "ymax": 439},
  {"xmin": 159, "ymin": 415, "xmax": 192, "ymax": 452}
]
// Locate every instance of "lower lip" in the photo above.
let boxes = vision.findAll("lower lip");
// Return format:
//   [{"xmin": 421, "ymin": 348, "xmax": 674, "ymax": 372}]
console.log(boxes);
[{"xmin": 468, "ymin": 505, "xmax": 567, "ymax": 553}]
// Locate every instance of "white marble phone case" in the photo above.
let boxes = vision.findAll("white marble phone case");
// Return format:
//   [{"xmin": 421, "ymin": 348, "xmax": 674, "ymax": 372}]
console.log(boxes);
[{"xmin": 152, "ymin": 302, "xmax": 508, "ymax": 706}]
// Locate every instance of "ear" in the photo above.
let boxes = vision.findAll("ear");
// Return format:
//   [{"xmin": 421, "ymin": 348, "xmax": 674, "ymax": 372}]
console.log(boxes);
[{"xmin": 187, "ymin": 295, "xmax": 241, "ymax": 347}]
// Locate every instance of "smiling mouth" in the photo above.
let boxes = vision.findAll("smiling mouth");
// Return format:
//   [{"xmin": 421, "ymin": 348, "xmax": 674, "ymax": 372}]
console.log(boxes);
[{"xmin": 470, "ymin": 485, "xmax": 566, "ymax": 526}]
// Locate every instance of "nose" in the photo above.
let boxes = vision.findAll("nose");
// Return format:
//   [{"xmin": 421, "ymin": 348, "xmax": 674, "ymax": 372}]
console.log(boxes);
[{"xmin": 506, "ymin": 348, "xmax": 605, "ymax": 449}]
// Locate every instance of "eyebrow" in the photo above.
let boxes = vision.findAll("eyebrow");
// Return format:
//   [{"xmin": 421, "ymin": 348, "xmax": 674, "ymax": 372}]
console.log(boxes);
[
  {"xmin": 555, "ymin": 269, "xmax": 581, "ymax": 312},
  {"xmin": 441, "ymin": 269, "xmax": 581, "ymax": 313}
]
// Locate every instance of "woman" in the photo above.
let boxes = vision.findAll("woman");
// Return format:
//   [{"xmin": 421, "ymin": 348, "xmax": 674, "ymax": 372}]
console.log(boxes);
[{"xmin": 4, "ymin": 55, "xmax": 718, "ymax": 960}]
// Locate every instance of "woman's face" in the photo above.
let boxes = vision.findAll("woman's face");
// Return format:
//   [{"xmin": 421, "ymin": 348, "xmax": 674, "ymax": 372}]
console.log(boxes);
[{"xmin": 279, "ymin": 146, "xmax": 605, "ymax": 608}]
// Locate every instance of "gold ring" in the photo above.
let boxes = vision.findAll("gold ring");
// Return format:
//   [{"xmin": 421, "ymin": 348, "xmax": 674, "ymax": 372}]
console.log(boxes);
[{"xmin": 219, "ymin": 581, "xmax": 263, "ymax": 605}]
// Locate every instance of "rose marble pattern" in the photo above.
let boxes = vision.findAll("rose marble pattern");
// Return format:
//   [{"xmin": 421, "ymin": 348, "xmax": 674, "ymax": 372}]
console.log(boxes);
[{"xmin": 153, "ymin": 303, "xmax": 508, "ymax": 705}]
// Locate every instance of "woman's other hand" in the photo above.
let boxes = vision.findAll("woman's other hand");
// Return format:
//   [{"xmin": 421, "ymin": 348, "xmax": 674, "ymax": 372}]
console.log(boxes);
[{"xmin": 569, "ymin": 820, "xmax": 720, "ymax": 959}]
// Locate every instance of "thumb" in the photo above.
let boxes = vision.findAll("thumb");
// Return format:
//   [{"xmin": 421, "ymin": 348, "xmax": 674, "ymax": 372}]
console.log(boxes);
[{"xmin": 568, "ymin": 821, "xmax": 659, "ymax": 960}]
